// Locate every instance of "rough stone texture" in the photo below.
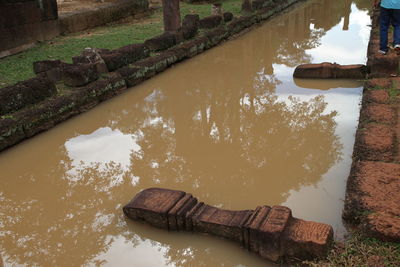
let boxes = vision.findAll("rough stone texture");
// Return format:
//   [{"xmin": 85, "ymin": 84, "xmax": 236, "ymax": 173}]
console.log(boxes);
[
  {"xmin": 0, "ymin": 76, "xmax": 56, "ymax": 116},
  {"xmin": 0, "ymin": 0, "xmax": 60, "ymax": 58},
  {"xmin": 242, "ymin": 0, "xmax": 253, "ymax": 12},
  {"xmin": 204, "ymin": 27, "xmax": 228, "ymax": 47},
  {"xmin": 98, "ymin": 50, "xmax": 127, "ymax": 72},
  {"xmin": 161, "ymin": 0, "xmax": 181, "ymax": 32},
  {"xmin": 364, "ymin": 90, "xmax": 390, "ymax": 104},
  {"xmin": 182, "ymin": 14, "xmax": 199, "ymax": 40},
  {"xmin": 368, "ymin": 54, "xmax": 399, "ymax": 78},
  {"xmin": 356, "ymin": 124, "xmax": 394, "ymax": 162},
  {"xmin": 344, "ymin": 161, "xmax": 400, "ymax": 242},
  {"xmin": 62, "ymin": 64, "xmax": 99, "ymax": 87},
  {"xmin": 293, "ymin": 63, "xmax": 367, "ymax": 79},
  {"xmin": 33, "ymin": 59, "xmax": 67, "ymax": 82},
  {"xmin": 344, "ymin": 4, "xmax": 400, "ymax": 242},
  {"xmin": 58, "ymin": 0, "xmax": 149, "ymax": 34},
  {"xmin": 223, "ymin": 12, "xmax": 233, "ymax": 22},
  {"xmin": 145, "ymin": 32, "xmax": 177, "ymax": 51},
  {"xmin": 227, "ymin": 17, "xmax": 248, "ymax": 35},
  {"xmin": 362, "ymin": 104, "xmax": 395, "ymax": 124},
  {"xmin": 117, "ymin": 43, "xmax": 150, "ymax": 64},
  {"xmin": 199, "ymin": 15, "xmax": 223, "ymax": 29},
  {"xmin": 124, "ymin": 188, "xmax": 333, "ymax": 262},
  {"xmin": 365, "ymin": 78, "xmax": 393, "ymax": 89},
  {"xmin": 0, "ymin": 73, "xmax": 126, "ymax": 151},
  {"xmin": 252, "ymin": 0, "xmax": 267, "ymax": 10},
  {"xmin": 116, "ymin": 66, "xmax": 145, "ymax": 87},
  {"xmin": 73, "ymin": 48, "xmax": 109, "ymax": 74},
  {"xmin": 33, "ymin": 60, "xmax": 63, "ymax": 74}
]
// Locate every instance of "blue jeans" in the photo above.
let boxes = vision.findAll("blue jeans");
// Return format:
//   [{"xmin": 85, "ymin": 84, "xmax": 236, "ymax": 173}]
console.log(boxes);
[{"xmin": 380, "ymin": 6, "xmax": 400, "ymax": 51}]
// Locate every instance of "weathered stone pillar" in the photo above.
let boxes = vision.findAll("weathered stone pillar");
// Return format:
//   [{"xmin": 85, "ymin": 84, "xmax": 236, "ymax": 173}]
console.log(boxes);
[
  {"xmin": 241, "ymin": 0, "xmax": 252, "ymax": 12},
  {"xmin": 123, "ymin": 188, "xmax": 334, "ymax": 262},
  {"xmin": 162, "ymin": 0, "xmax": 181, "ymax": 32}
]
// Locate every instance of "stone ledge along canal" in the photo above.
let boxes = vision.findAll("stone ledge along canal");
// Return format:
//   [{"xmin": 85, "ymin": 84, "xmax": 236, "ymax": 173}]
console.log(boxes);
[{"xmin": 0, "ymin": 0, "xmax": 371, "ymax": 266}]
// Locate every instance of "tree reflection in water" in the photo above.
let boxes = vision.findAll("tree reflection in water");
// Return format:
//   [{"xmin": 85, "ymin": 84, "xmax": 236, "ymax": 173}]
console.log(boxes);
[{"xmin": 0, "ymin": 0, "xmax": 368, "ymax": 266}]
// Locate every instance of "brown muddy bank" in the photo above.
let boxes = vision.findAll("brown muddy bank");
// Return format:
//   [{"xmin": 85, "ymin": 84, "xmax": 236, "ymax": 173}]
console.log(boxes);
[
  {"xmin": 0, "ymin": 0, "xmax": 302, "ymax": 152},
  {"xmin": 343, "ymin": 9, "xmax": 400, "ymax": 242}
]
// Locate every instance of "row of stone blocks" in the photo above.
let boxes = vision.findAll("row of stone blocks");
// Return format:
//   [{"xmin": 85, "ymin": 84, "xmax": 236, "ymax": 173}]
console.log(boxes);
[
  {"xmin": 0, "ymin": 0, "xmax": 301, "ymax": 151},
  {"xmin": 123, "ymin": 188, "xmax": 334, "ymax": 262},
  {"xmin": 342, "ymin": 6, "xmax": 400, "ymax": 243},
  {"xmin": 343, "ymin": 77, "xmax": 400, "ymax": 242}
]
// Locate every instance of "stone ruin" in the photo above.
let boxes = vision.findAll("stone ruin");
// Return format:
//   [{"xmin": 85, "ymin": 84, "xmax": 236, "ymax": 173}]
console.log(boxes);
[
  {"xmin": 293, "ymin": 62, "xmax": 367, "ymax": 79},
  {"xmin": 123, "ymin": 188, "xmax": 334, "ymax": 263}
]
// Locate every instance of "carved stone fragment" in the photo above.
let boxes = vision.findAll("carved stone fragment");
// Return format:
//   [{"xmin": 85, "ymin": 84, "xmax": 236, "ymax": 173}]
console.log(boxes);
[
  {"xmin": 123, "ymin": 188, "xmax": 333, "ymax": 262},
  {"xmin": 293, "ymin": 62, "xmax": 367, "ymax": 79}
]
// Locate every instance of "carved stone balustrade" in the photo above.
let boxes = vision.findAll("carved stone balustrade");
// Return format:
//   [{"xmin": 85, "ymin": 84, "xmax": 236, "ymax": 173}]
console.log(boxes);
[{"xmin": 123, "ymin": 188, "xmax": 333, "ymax": 262}]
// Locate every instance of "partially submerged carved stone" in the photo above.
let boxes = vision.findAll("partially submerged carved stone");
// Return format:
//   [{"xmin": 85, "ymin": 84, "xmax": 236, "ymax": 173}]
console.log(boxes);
[
  {"xmin": 123, "ymin": 188, "xmax": 333, "ymax": 262},
  {"xmin": 293, "ymin": 62, "xmax": 367, "ymax": 79}
]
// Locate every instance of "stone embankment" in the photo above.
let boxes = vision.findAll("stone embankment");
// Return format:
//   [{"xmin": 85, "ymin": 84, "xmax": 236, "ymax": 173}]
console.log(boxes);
[
  {"xmin": 343, "ymin": 9, "xmax": 400, "ymax": 242},
  {"xmin": 123, "ymin": 188, "xmax": 333, "ymax": 262},
  {"xmin": 0, "ymin": 0, "xmax": 303, "ymax": 152}
]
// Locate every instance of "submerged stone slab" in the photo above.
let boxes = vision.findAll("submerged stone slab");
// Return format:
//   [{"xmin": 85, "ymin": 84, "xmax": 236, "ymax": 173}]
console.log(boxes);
[
  {"xmin": 293, "ymin": 62, "xmax": 367, "ymax": 79},
  {"xmin": 124, "ymin": 188, "xmax": 333, "ymax": 262}
]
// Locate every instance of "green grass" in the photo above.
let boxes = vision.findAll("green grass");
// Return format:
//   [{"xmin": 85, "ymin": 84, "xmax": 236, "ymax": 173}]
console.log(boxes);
[
  {"xmin": 0, "ymin": 0, "xmax": 242, "ymax": 87},
  {"xmin": 302, "ymin": 232, "xmax": 400, "ymax": 267}
]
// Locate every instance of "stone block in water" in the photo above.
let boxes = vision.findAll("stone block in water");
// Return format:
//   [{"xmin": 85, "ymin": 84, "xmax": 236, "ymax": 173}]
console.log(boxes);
[
  {"xmin": 123, "ymin": 188, "xmax": 334, "ymax": 262},
  {"xmin": 293, "ymin": 62, "xmax": 367, "ymax": 79}
]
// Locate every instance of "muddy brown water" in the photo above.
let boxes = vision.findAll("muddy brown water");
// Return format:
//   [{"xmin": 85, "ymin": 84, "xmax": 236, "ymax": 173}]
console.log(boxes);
[{"xmin": 0, "ymin": 0, "xmax": 371, "ymax": 266}]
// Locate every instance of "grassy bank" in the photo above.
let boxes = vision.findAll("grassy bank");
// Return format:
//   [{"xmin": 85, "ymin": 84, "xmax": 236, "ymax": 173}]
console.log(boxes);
[
  {"xmin": 0, "ymin": 0, "xmax": 242, "ymax": 87},
  {"xmin": 303, "ymin": 232, "xmax": 400, "ymax": 267}
]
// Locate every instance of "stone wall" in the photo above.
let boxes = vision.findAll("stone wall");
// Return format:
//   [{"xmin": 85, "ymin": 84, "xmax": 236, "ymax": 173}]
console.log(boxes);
[
  {"xmin": 0, "ymin": 0, "xmax": 60, "ymax": 58},
  {"xmin": 58, "ymin": 0, "xmax": 149, "ymax": 34},
  {"xmin": 343, "ymin": 8, "xmax": 400, "ymax": 243}
]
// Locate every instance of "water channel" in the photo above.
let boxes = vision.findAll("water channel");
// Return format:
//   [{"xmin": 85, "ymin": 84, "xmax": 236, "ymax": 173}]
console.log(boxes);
[{"xmin": 0, "ymin": 0, "xmax": 371, "ymax": 266}]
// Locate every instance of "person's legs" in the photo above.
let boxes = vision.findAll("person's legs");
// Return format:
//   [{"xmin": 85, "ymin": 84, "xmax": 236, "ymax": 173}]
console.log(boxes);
[
  {"xmin": 391, "ymin": 9, "xmax": 400, "ymax": 47},
  {"xmin": 380, "ymin": 6, "xmax": 390, "ymax": 52}
]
